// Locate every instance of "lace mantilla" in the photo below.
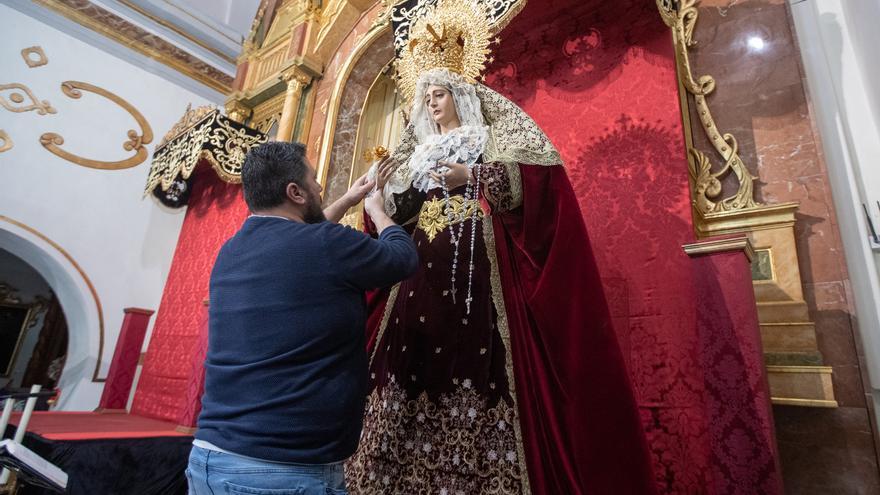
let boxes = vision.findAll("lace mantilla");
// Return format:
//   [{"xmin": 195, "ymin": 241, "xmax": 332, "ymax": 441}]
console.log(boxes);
[
  {"xmin": 374, "ymin": 79, "xmax": 559, "ymax": 217},
  {"xmin": 476, "ymin": 84, "xmax": 562, "ymax": 166}
]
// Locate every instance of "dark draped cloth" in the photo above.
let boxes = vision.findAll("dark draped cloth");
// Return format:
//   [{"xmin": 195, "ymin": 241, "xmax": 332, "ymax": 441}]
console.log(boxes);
[
  {"xmin": 7, "ymin": 430, "xmax": 190, "ymax": 495},
  {"xmin": 350, "ymin": 163, "xmax": 655, "ymax": 495}
]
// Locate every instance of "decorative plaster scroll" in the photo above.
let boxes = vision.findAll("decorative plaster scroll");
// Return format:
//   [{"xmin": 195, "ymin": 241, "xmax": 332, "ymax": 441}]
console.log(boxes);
[
  {"xmin": 21, "ymin": 46, "xmax": 49, "ymax": 68},
  {"xmin": 0, "ymin": 130, "xmax": 12, "ymax": 153},
  {"xmin": 39, "ymin": 81, "xmax": 153, "ymax": 170},
  {"xmin": 0, "ymin": 83, "xmax": 56, "ymax": 115}
]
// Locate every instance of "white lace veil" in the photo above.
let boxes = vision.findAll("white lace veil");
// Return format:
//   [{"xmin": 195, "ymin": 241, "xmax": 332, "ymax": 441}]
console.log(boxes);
[
  {"xmin": 373, "ymin": 68, "xmax": 562, "ymax": 219},
  {"xmin": 373, "ymin": 69, "xmax": 487, "ymax": 217}
]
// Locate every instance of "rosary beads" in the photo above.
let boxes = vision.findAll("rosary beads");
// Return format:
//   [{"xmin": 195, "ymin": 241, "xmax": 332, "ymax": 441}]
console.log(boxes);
[{"xmin": 439, "ymin": 162, "xmax": 482, "ymax": 314}]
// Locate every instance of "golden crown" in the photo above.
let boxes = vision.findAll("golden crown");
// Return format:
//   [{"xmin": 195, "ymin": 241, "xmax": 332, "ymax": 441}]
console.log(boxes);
[{"xmin": 396, "ymin": 0, "xmax": 495, "ymax": 101}]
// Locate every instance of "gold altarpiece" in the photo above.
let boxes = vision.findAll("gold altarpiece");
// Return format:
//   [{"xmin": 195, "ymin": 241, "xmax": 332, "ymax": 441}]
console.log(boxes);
[{"xmin": 341, "ymin": 65, "xmax": 406, "ymax": 227}]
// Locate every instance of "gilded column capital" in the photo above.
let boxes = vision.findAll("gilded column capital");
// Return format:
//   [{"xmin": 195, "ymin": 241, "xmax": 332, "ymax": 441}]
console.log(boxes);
[
  {"xmin": 281, "ymin": 69, "xmax": 311, "ymax": 91},
  {"xmin": 224, "ymin": 97, "xmax": 252, "ymax": 124},
  {"xmin": 304, "ymin": 4, "xmax": 322, "ymax": 22}
]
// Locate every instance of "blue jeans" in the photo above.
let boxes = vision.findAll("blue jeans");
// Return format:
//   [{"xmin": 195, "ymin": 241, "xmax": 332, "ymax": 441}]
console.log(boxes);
[{"xmin": 186, "ymin": 445, "xmax": 348, "ymax": 495}]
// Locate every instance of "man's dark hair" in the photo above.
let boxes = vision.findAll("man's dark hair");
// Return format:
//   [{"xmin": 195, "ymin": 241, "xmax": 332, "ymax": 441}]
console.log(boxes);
[{"xmin": 241, "ymin": 141, "xmax": 309, "ymax": 211}]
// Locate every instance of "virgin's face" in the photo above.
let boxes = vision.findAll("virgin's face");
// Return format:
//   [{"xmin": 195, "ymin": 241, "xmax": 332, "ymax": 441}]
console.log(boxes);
[{"xmin": 425, "ymin": 85, "xmax": 459, "ymax": 129}]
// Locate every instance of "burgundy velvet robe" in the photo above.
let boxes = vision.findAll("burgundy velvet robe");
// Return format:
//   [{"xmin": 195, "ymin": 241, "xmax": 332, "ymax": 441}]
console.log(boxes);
[{"xmin": 351, "ymin": 163, "xmax": 656, "ymax": 494}]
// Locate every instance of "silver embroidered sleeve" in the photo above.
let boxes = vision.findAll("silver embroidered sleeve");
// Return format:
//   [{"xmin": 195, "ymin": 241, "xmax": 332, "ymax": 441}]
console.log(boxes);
[{"xmin": 478, "ymin": 161, "xmax": 522, "ymax": 212}]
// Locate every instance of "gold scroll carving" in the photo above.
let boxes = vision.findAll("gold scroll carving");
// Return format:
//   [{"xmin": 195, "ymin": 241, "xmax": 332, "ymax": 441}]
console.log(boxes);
[{"xmin": 656, "ymin": 0, "xmax": 759, "ymax": 215}]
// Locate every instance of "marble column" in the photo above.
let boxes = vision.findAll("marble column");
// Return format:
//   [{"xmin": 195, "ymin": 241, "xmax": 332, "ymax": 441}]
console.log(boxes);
[{"xmin": 277, "ymin": 71, "xmax": 311, "ymax": 142}]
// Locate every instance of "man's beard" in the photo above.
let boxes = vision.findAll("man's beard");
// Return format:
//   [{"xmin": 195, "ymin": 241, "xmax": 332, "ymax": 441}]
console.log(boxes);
[{"xmin": 303, "ymin": 194, "xmax": 326, "ymax": 224}]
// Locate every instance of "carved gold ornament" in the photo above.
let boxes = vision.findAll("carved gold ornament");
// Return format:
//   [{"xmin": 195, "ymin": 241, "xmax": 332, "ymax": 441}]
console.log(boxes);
[
  {"xmin": 40, "ymin": 81, "xmax": 153, "ymax": 170},
  {"xmin": 363, "ymin": 145, "xmax": 389, "ymax": 163},
  {"xmin": 224, "ymin": 98, "xmax": 253, "ymax": 124},
  {"xmin": 0, "ymin": 130, "xmax": 12, "ymax": 153},
  {"xmin": 0, "ymin": 83, "xmax": 56, "ymax": 115},
  {"xmin": 656, "ymin": 0, "xmax": 759, "ymax": 214},
  {"xmin": 21, "ymin": 46, "xmax": 49, "ymax": 68},
  {"xmin": 417, "ymin": 195, "xmax": 484, "ymax": 242}
]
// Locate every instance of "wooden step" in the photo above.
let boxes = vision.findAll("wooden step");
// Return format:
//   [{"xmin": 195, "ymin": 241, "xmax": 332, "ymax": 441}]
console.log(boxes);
[{"xmin": 766, "ymin": 365, "xmax": 837, "ymax": 408}]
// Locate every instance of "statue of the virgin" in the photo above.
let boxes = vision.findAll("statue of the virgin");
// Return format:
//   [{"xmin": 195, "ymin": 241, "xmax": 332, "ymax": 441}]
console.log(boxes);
[{"xmin": 348, "ymin": 1, "xmax": 656, "ymax": 493}]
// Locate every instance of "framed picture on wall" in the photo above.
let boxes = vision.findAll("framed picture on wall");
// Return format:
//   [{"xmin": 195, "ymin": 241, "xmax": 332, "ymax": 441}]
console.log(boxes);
[{"xmin": 0, "ymin": 303, "xmax": 33, "ymax": 377}]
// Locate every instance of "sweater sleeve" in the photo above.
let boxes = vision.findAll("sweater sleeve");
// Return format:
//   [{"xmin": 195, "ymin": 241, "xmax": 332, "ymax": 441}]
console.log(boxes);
[{"xmin": 324, "ymin": 223, "xmax": 419, "ymax": 291}]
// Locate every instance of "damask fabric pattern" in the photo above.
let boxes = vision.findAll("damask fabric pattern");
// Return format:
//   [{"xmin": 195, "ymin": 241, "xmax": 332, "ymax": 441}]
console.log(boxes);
[
  {"xmin": 477, "ymin": 162, "xmax": 517, "ymax": 212},
  {"xmin": 98, "ymin": 311, "xmax": 153, "ymax": 410},
  {"xmin": 131, "ymin": 169, "xmax": 249, "ymax": 422},
  {"xmin": 484, "ymin": 0, "xmax": 781, "ymax": 493}
]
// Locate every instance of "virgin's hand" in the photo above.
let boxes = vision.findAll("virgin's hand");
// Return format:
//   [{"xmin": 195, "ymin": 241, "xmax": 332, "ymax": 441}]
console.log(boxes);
[
  {"xmin": 376, "ymin": 155, "xmax": 398, "ymax": 190},
  {"xmin": 430, "ymin": 161, "xmax": 474, "ymax": 189}
]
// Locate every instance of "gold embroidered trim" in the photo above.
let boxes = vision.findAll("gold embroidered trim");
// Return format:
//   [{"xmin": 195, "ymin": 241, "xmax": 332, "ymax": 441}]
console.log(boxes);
[
  {"xmin": 417, "ymin": 195, "xmax": 484, "ymax": 242},
  {"xmin": 369, "ymin": 283, "xmax": 401, "ymax": 367},
  {"xmin": 347, "ymin": 380, "xmax": 525, "ymax": 494},
  {"xmin": 145, "ymin": 109, "xmax": 267, "ymax": 194},
  {"xmin": 505, "ymin": 162, "xmax": 523, "ymax": 210},
  {"xmin": 354, "ymin": 221, "xmax": 532, "ymax": 494},
  {"xmin": 482, "ymin": 219, "xmax": 532, "ymax": 495},
  {"xmin": 158, "ymin": 104, "xmax": 214, "ymax": 148}
]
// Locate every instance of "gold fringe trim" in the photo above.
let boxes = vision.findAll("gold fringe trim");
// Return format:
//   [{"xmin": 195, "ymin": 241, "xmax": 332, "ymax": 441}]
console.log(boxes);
[
  {"xmin": 482, "ymin": 218, "xmax": 532, "ymax": 495},
  {"xmin": 369, "ymin": 283, "xmax": 401, "ymax": 367}
]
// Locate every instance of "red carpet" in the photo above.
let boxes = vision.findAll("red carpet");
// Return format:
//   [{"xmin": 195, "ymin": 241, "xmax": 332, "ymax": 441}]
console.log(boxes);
[{"xmin": 9, "ymin": 412, "xmax": 190, "ymax": 440}]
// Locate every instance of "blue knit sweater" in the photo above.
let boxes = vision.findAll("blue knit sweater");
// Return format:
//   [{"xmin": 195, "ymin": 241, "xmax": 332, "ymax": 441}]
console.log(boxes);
[{"xmin": 195, "ymin": 216, "xmax": 418, "ymax": 464}]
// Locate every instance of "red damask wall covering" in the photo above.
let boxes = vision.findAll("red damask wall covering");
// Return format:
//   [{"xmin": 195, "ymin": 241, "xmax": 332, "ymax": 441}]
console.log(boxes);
[
  {"xmin": 486, "ymin": 0, "xmax": 781, "ymax": 492},
  {"xmin": 132, "ymin": 167, "xmax": 248, "ymax": 421}
]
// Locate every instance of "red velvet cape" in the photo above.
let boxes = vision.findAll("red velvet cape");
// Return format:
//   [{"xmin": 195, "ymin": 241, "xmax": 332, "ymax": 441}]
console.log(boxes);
[{"xmin": 365, "ymin": 163, "xmax": 656, "ymax": 494}]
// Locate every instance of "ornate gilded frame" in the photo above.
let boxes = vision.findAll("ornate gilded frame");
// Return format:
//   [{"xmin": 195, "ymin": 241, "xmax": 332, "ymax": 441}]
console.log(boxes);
[{"xmin": 656, "ymin": 0, "xmax": 760, "ymax": 219}]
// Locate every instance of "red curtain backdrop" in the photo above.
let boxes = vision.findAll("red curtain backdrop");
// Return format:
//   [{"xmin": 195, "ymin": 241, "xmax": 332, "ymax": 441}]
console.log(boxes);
[
  {"xmin": 131, "ymin": 167, "xmax": 249, "ymax": 422},
  {"xmin": 485, "ymin": 0, "xmax": 782, "ymax": 492},
  {"xmin": 98, "ymin": 308, "xmax": 155, "ymax": 410}
]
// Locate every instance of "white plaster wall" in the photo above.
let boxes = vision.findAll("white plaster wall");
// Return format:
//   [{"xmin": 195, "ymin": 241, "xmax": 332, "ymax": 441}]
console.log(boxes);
[
  {"xmin": 841, "ymin": 0, "xmax": 880, "ymax": 141},
  {"xmin": 0, "ymin": 4, "xmax": 214, "ymax": 410},
  {"xmin": 789, "ymin": 0, "xmax": 880, "ymax": 422}
]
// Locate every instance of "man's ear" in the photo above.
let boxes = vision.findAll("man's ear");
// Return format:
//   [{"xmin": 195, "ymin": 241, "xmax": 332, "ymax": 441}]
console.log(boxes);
[{"xmin": 286, "ymin": 182, "xmax": 306, "ymax": 205}]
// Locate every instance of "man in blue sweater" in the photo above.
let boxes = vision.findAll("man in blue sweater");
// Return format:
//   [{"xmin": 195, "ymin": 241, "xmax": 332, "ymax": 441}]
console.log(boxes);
[{"xmin": 187, "ymin": 142, "xmax": 417, "ymax": 495}]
